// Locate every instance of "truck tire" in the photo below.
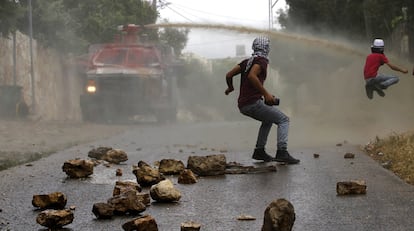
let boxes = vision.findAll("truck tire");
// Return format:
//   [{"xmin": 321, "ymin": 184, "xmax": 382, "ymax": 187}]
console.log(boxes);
[{"xmin": 80, "ymin": 95, "xmax": 101, "ymax": 122}]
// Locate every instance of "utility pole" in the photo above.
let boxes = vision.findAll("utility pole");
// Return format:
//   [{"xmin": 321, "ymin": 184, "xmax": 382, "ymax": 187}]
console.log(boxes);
[
  {"xmin": 13, "ymin": 32, "xmax": 16, "ymax": 86},
  {"xmin": 363, "ymin": 0, "xmax": 372, "ymax": 40},
  {"xmin": 269, "ymin": 0, "xmax": 279, "ymax": 30},
  {"xmin": 28, "ymin": 0, "xmax": 35, "ymax": 112}
]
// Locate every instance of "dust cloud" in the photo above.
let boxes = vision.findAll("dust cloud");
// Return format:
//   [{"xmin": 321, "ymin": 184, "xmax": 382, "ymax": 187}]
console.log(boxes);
[{"xmin": 158, "ymin": 23, "xmax": 414, "ymax": 148}]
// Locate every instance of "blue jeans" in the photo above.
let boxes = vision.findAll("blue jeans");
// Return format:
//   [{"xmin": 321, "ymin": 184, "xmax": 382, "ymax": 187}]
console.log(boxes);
[
  {"xmin": 365, "ymin": 74, "xmax": 399, "ymax": 99},
  {"xmin": 239, "ymin": 99, "xmax": 289, "ymax": 150}
]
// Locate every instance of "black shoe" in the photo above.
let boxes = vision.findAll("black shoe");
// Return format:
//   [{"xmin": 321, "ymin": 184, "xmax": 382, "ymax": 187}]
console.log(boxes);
[
  {"xmin": 252, "ymin": 148, "xmax": 274, "ymax": 162},
  {"xmin": 365, "ymin": 85, "xmax": 373, "ymax": 99},
  {"xmin": 373, "ymin": 85, "xmax": 385, "ymax": 97},
  {"xmin": 275, "ymin": 150, "xmax": 300, "ymax": 164},
  {"xmin": 375, "ymin": 89, "xmax": 385, "ymax": 97}
]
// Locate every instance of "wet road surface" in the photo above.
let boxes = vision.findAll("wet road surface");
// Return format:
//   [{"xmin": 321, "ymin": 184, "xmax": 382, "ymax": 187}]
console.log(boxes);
[{"xmin": 1, "ymin": 121, "xmax": 414, "ymax": 230}]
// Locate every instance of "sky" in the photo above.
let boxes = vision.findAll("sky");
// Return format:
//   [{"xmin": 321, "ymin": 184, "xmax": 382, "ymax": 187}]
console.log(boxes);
[{"xmin": 157, "ymin": 0, "xmax": 287, "ymax": 58}]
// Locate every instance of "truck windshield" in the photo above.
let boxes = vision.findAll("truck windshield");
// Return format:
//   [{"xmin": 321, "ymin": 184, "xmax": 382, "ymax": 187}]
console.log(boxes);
[
  {"xmin": 95, "ymin": 48, "xmax": 127, "ymax": 65},
  {"xmin": 127, "ymin": 48, "xmax": 159, "ymax": 66},
  {"xmin": 94, "ymin": 47, "xmax": 160, "ymax": 67}
]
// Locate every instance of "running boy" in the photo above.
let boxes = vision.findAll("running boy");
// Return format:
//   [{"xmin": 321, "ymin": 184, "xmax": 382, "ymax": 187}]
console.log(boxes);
[{"xmin": 363, "ymin": 38, "xmax": 408, "ymax": 99}]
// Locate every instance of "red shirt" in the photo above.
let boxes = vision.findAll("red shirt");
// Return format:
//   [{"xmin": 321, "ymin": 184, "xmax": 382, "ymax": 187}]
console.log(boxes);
[
  {"xmin": 363, "ymin": 53, "xmax": 389, "ymax": 79},
  {"xmin": 237, "ymin": 57, "xmax": 268, "ymax": 108}
]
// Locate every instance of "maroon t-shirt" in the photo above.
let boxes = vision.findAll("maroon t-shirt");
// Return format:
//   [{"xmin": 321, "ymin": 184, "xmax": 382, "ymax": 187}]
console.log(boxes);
[
  {"xmin": 237, "ymin": 56, "xmax": 268, "ymax": 108},
  {"xmin": 363, "ymin": 53, "xmax": 389, "ymax": 80}
]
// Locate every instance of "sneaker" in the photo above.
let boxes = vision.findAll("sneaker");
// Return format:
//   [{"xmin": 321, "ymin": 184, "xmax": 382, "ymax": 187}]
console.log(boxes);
[
  {"xmin": 275, "ymin": 150, "xmax": 300, "ymax": 164},
  {"xmin": 373, "ymin": 85, "xmax": 385, "ymax": 97},
  {"xmin": 374, "ymin": 88, "xmax": 385, "ymax": 97},
  {"xmin": 365, "ymin": 85, "xmax": 373, "ymax": 99},
  {"xmin": 252, "ymin": 148, "xmax": 274, "ymax": 162}
]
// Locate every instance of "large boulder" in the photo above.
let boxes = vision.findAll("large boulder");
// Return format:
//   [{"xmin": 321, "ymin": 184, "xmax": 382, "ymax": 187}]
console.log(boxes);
[
  {"xmin": 32, "ymin": 192, "xmax": 67, "ymax": 209},
  {"xmin": 92, "ymin": 202, "xmax": 115, "ymax": 219},
  {"xmin": 150, "ymin": 179, "xmax": 181, "ymax": 203},
  {"xmin": 88, "ymin": 146, "xmax": 113, "ymax": 159},
  {"xmin": 187, "ymin": 154, "xmax": 226, "ymax": 176},
  {"xmin": 103, "ymin": 149, "xmax": 128, "ymax": 164},
  {"xmin": 262, "ymin": 198, "xmax": 295, "ymax": 231},
  {"xmin": 113, "ymin": 180, "xmax": 142, "ymax": 196},
  {"xmin": 36, "ymin": 209, "xmax": 74, "ymax": 229},
  {"xmin": 159, "ymin": 159, "xmax": 185, "ymax": 175},
  {"xmin": 107, "ymin": 190, "xmax": 146, "ymax": 215},
  {"xmin": 132, "ymin": 161, "xmax": 165, "ymax": 187},
  {"xmin": 62, "ymin": 159, "xmax": 94, "ymax": 178}
]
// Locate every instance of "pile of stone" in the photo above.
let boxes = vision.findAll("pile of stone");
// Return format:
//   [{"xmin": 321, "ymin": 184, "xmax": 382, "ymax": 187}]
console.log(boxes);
[
  {"xmin": 34, "ymin": 146, "xmax": 294, "ymax": 230},
  {"xmin": 31, "ymin": 144, "xmax": 372, "ymax": 230},
  {"xmin": 32, "ymin": 192, "xmax": 74, "ymax": 229}
]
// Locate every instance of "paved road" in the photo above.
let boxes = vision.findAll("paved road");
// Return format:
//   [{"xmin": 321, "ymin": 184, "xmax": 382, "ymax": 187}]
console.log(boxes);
[{"xmin": 0, "ymin": 121, "xmax": 413, "ymax": 231}]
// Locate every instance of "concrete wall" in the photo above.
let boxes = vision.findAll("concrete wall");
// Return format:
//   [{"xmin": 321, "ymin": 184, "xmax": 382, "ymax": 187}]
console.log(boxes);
[{"xmin": 0, "ymin": 31, "xmax": 83, "ymax": 121}]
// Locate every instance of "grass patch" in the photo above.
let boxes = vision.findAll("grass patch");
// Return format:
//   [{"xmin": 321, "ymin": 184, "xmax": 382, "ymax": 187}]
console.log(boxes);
[{"xmin": 364, "ymin": 131, "xmax": 414, "ymax": 185}]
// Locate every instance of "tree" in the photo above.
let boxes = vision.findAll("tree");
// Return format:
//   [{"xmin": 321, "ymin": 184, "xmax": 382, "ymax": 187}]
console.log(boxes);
[
  {"xmin": 16, "ymin": 0, "xmax": 83, "ymax": 53},
  {"xmin": 14, "ymin": 0, "xmax": 159, "ymax": 54},
  {"xmin": 62, "ymin": 0, "xmax": 158, "ymax": 45},
  {"xmin": 158, "ymin": 24, "xmax": 189, "ymax": 56},
  {"xmin": 0, "ymin": 0, "xmax": 25, "ymax": 37},
  {"xmin": 5, "ymin": 0, "xmax": 188, "ymax": 57},
  {"xmin": 279, "ymin": 0, "xmax": 414, "ymax": 60}
]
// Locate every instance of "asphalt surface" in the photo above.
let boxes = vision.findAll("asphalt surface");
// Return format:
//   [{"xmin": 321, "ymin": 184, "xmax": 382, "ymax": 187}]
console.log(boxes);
[{"xmin": 0, "ymin": 121, "xmax": 414, "ymax": 231}]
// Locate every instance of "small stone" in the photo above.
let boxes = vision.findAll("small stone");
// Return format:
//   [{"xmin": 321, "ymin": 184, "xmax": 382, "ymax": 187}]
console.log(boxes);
[
  {"xmin": 178, "ymin": 169, "xmax": 197, "ymax": 184},
  {"xmin": 313, "ymin": 153, "xmax": 320, "ymax": 158},
  {"xmin": 382, "ymin": 161, "xmax": 392, "ymax": 169},
  {"xmin": 344, "ymin": 153, "xmax": 355, "ymax": 159},
  {"xmin": 122, "ymin": 215, "xmax": 158, "ymax": 231},
  {"xmin": 181, "ymin": 221, "xmax": 201, "ymax": 231},
  {"xmin": 337, "ymin": 180, "xmax": 367, "ymax": 195},
  {"xmin": 237, "ymin": 214, "xmax": 256, "ymax": 220},
  {"xmin": 104, "ymin": 163, "xmax": 111, "ymax": 168}
]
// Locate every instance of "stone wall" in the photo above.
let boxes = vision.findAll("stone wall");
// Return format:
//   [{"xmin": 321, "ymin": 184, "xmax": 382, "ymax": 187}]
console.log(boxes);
[{"xmin": 0, "ymin": 31, "xmax": 83, "ymax": 121}]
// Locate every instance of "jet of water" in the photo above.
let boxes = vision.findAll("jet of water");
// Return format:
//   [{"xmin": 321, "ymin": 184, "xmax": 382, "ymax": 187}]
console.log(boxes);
[{"xmin": 145, "ymin": 23, "xmax": 366, "ymax": 57}]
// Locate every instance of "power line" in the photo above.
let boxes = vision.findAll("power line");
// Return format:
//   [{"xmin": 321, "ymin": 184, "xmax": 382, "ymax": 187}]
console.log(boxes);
[
  {"xmin": 170, "ymin": 2, "xmax": 266, "ymax": 24},
  {"xmin": 163, "ymin": 4, "xmax": 194, "ymax": 22},
  {"xmin": 159, "ymin": 0, "xmax": 267, "ymax": 26}
]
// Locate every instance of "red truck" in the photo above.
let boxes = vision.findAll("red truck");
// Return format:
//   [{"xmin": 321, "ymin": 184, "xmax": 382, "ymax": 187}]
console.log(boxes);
[{"xmin": 79, "ymin": 24, "xmax": 179, "ymax": 123}]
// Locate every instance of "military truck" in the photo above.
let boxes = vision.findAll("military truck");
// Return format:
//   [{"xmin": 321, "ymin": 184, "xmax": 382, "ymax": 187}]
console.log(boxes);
[{"xmin": 79, "ymin": 24, "xmax": 179, "ymax": 123}]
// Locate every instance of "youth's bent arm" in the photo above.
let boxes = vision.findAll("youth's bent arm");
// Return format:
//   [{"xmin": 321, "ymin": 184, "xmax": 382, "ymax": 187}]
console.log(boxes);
[{"xmin": 225, "ymin": 65, "xmax": 241, "ymax": 95}]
